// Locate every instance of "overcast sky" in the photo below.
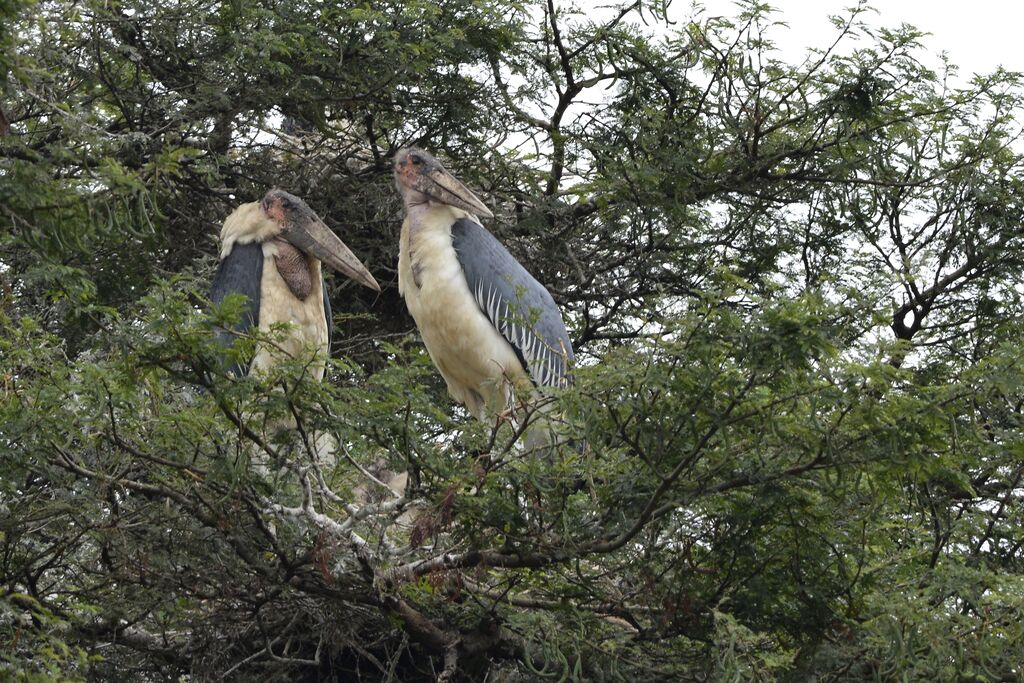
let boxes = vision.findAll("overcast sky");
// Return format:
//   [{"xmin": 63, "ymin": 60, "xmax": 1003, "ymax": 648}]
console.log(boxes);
[{"xmin": 689, "ymin": 1, "xmax": 1023, "ymax": 81}]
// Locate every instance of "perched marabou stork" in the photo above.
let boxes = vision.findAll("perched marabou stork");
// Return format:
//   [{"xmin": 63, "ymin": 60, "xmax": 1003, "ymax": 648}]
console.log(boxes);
[
  {"xmin": 394, "ymin": 147, "xmax": 574, "ymax": 432},
  {"xmin": 211, "ymin": 189, "xmax": 380, "ymax": 378}
]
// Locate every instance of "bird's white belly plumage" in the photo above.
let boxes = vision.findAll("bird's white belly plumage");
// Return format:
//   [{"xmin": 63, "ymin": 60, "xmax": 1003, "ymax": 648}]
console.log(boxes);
[
  {"xmin": 399, "ymin": 207, "xmax": 525, "ymax": 419},
  {"xmin": 251, "ymin": 241, "xmax": 329, "ymax": 381}
]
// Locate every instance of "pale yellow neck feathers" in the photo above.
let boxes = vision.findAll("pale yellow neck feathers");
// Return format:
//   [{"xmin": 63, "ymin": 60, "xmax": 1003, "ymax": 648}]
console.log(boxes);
[{"xmin": 219, "ymin": 202, "xmax": 282, "ymax": 259}]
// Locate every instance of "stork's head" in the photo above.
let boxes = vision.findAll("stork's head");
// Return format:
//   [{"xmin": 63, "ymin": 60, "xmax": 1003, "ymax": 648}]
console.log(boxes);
[
  {"xmin": 220, "ymin": 191, "xmax": 379, "ymax": 291},
  {"xmin": 259, "ymin": 189, "xmax": 380, "ymax": 291},
  {"xmin": 393, "ymin": 147, "xmax": 493, "ymax": 218}
]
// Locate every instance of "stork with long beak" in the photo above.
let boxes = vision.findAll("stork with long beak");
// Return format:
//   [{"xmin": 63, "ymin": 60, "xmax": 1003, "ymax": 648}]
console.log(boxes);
[
  {"xmin": 210, "ymin": 189, "xmax": 380, "ymax": 378},
  {"xmin": 394, "ymin": 147, "xmax": 574, "ymax": 432}
]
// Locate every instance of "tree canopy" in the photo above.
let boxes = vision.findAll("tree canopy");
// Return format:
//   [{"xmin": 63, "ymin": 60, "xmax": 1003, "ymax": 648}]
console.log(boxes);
[{"xmin": 2, "ymin": 0, "xmax": 1024, "ymax": 680}]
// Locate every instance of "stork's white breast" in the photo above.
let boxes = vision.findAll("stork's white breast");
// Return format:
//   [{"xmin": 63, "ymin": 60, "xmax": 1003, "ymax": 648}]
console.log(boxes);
[{"xmin": 251, "ymin": 241, "xmax": 329, "ymax": 380}]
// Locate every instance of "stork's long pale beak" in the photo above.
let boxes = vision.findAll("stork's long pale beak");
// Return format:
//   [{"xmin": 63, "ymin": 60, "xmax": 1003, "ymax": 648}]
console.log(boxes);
[
  {"xmin": 418, "ymin": 169, "xmax": 494, "ymax": 219},
  {"xmin": 286, "ymin": 215, "xmax": 381, "ymax": 291}
]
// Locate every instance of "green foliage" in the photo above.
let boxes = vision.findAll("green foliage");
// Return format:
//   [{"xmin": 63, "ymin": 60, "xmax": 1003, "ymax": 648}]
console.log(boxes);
[
  {"xmin": 0, "ymin": 591, "xmax": 93, "ymax": 681},
  {"xmin": 3, "ymin": 0, "xmax": 1024, "ymax": 680}
]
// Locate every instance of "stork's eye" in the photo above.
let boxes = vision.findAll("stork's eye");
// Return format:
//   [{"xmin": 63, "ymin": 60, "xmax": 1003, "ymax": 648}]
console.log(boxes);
[
  {"xmin": 280, "ymin": 197, "xmax": 292, "ymax": 208},
  {"xmin": 410, "ymin": 155, "xmax": 422, "ymax": 165}
]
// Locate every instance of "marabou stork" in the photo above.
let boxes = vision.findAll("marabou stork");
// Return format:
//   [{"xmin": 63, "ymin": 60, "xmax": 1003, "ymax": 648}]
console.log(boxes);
[
  {"xmin": 210, "ymin": 189, "xmax": 380, "ymax": 378},
  {"xmin": 394, "ymin": 147, "xmax": 574, "ymax": 438}
]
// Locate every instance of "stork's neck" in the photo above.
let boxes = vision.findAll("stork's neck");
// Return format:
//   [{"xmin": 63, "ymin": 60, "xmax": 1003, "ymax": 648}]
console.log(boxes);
[
  {"xmin": 404, "ymin": 200, "xmax": 444, "ymax": 245},
  {"xmin": 398, "ymin": 179, "xmax": 446, "ymax": 240}
]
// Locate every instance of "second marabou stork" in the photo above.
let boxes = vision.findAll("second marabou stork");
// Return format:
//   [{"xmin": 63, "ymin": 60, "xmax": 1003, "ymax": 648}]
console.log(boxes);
[
  {"xmin": 210, "ymin": 189, "xmax": 380, "ymax": 378},
  {"xmin": 394, "ymin": 147, "xmax": 574, "ymax": 433}
]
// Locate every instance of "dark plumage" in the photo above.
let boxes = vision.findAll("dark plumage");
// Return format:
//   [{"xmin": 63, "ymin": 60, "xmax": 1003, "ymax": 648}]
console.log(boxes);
[
  {"xmin": 209, "ymin": 241, "xmax": 264, "ymax": 376},
  {"xmin": 452, "ymin": 217, "xmax": 573, "ymax": 389}
]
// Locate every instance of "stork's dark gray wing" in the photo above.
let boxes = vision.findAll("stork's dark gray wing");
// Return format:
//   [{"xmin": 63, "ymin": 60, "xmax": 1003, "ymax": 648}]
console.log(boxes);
[
  {"xmin": 322, "ymin": 277, "xmax": 332, "ymax": 357},
  {"xmin": 452, "ymin": 218, "xmax": 573, "ymax": 388},
  {"xmin": 209, "ymin": 242, "xmax": 263, "ymax": 376}
]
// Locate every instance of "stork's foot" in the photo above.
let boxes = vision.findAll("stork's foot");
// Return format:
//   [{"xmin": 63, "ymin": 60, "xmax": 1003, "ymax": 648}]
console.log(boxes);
[{"xmin": 494, "ymin": 406, "xmax": 518, "ymax": 427}]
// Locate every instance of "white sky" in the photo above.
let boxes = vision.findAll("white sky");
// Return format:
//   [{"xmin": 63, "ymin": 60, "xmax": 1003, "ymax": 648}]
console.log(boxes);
[{"xmin": 693, "ymin": 1, "xmax": 1024, "ymax": 80}]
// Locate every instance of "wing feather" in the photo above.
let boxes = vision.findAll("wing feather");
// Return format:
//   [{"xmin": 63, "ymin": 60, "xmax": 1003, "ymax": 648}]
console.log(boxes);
[
  {"xmin": 322, "ymin": 277, "xmax": 332, "ymax": 359},
  {"xmin": 209, "ymin": 242, "xmax": 263, "ymax": 376},
  {"xmin": 452, "ymin": 218, "xmax": 574, "ymax": 388}
]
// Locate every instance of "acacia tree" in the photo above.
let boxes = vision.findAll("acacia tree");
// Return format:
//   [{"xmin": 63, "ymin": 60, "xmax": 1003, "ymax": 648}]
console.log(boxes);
[{"xmin": 3, "ymin": 0, "xmax": 1024, "ymax": 680}]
